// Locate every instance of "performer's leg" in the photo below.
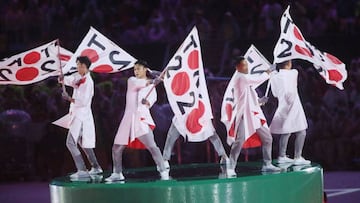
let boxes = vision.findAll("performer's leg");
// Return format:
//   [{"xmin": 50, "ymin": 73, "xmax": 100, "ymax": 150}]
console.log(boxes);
[
  {"xmin": 138, "ymin": 131, "xmax": 166, "ymax": 172},
  {"xmin": 80, "ymin": 127, "xmax": 101, "ymax": 170},
  {"xmin": 256, "ymin": 126, "xmax": 273, "ymax": 165},
  {"xmin": 209, "ymin": 132, "xmax": 227, "ymax": 157},
  {"xmin": 229, "ymin": 119, "xmax": 245, "ymax": 170},
  {"xmin": 83, "ymin": 148, "xmax": 101, "ymax": 168},
  {"xmin": 279, "ymin": 133, "xmax": 291, "ymax": 157},
  {"xmin": 294, "ymin": 130, "xmax": 306, "ymax": 159},
  {"xmin": 112, "ymin": 144, "xmax": 126, "ymax": 173},
  {"xmin": 66, "ymin": 132, "xmax": 86, "ymax": 171},
  {"xmin": 163, "ymin": 122, "xmax": 181, "ymax": 161}
]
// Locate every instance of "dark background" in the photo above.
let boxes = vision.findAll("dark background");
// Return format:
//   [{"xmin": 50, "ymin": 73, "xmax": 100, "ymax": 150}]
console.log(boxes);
[{"xmin": 0, "ymin": 0, "xmax": 360, "ymax": 183}]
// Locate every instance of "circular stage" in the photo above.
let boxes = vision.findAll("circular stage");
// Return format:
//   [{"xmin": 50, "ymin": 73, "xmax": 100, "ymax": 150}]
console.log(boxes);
[{"xmin": 50, "ymin": 162, "xmax": 323, "ymax": 203}]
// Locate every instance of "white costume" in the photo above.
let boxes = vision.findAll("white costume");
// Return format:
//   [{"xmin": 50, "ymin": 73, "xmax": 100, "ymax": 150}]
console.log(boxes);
[
  {"xmin": 269, "ymin": 69, "xmax": 309, "ymax": 164},
  {"xmin": 228, "ymin": 71, "xmax": 277, "ymax": 172},
  {"xmin": 269, "ymin": 69, "xmax": 308, "ymax": 134},
  {"xmin": 114, "ymin": 76, "xmax": 157, "ymax": 145},
  {"xmin": 232, "ymin": 72, "xmax": 270, "ymax": 141},
  {"xmin": 107, "ymin": 76, "xmax": 167, "ymax": 181},
  {"xmin": 64, "ymin": 72, "xmax": 96, "ymax": 148}
]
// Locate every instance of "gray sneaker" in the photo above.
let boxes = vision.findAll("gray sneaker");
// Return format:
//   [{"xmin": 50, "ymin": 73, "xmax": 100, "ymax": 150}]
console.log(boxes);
[
  {"xmin": 105, "ymin": 172, "xmax": 125, "ymax": 182},
  {"xmin": 70, "ymin": 170, "xmax": 90, "ymax": 179},
  {"xmin": 89, "ymin": 167, "xmax": 103, "ymax": 175},
  {"xmin": 261, "ymin": 164, "xmax": 281, "ymax": 172}
]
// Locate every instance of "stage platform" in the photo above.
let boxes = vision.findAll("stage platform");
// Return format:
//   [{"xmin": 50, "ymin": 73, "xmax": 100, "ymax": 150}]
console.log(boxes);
[{"xmin": 50, "ymin": 162, "xmax": 323, "ymax": 203}]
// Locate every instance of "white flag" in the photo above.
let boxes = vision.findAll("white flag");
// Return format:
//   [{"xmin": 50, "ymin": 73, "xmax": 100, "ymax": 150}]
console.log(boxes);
[
  {"xmin": 0, "ymin": 40, "xmax": 72, "ymax": 85},
  {"xmin": 273, "ymin": 6, "xmax": 347, "ymax": 89},
  {"xmin": 163, "ymin": 26, "xmax": 213, "ymax": 142},
  {"xmin": 62, "ymin": 27, "xmax": 136, "ymax": 74},
  {"xmin": 221, "ymin": 45, "xmax": 270, "ymax": 146}
]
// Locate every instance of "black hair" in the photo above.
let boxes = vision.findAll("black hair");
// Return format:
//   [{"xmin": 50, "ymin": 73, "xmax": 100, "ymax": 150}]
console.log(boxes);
[
  {"xmin": 233, "ymin": 56, "xmax": 246, "ymax": 67},
  {"xmin": 135, "ymin": 60, "xmax": 150, "ymax": 68},
  {"xmin": 76, "ymin": 56, "xmax": 91, "ymax": 69}
]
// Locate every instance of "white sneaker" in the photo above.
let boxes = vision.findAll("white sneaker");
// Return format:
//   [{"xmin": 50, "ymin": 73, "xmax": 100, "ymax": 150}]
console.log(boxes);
[
  {"xmin": 293, "ymin": 157, "xmax": 311, "ymax": 165},
  {"xmin": 160, "ymin": 170, "xmax": 170, "ymax": 180},
  {"xmin": 226, "ymin": 169, "xmax": 236, "ymax": 177},
  {"xmin": 277, "ymin": 156, "xmax": 294, "ymax": 164},
  {"xmin": 157, "ymin": 160, "xmax": 170, "ymax": 172},
  {"xmin": 105, "ymin": 172, "xmax": 125, "ymax": 182},
  {"xmin": 164, "ymin": 160, "xmax": 170, "ymax": 171},
  {"xmin": 261, "ymin": 164, "xmax": 281, "ymax": 172},
  {"xmin": 89, "ymin": 167, "xmax": 103, "ymax": 175},
  {"xmin": 70, "ymin": 170, "xmax": 90, "ymax": 179}
]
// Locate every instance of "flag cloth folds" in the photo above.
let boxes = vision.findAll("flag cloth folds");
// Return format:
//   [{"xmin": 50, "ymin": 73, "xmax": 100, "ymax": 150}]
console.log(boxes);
[
  {"xmin": 62, "ymin": 26, "xmax": 136, "ymax": 74},
  {"xmin": 163, "ymin": 26, "xmax": 214, "ymax": 142},
  {"xmin": 0, "ymin": 40, "xmax": 72, "ymax": 85},
  {"xmin": 221, "ymin": 45, "xmax": 271, "ymax": 148},
  {"xmin": 273, "ymin": 6, "xmax": 347, "ymax": 89}
]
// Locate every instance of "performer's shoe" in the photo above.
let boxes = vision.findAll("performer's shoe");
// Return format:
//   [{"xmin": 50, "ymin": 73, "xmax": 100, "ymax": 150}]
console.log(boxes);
[
  {"xmin": 160, "ymin": 170, "xmax": 170, "ymax": 180},
  {"xmin": 261, "ymin": 164, "xmax": 281, "ymax": 172},
  {"xmin": 105, "ymin": 172, "xmax": 125, "ymax": 182},
  {"xmin": 70, "ymin": 170, "xmax": 90, "ymax": 179},
  {"xmin": 226, "ymin": 169, "xmax": 237, "ymax": 177},
  {"xmin": 164, "ymin": 160, "xmax": 170, "ymax": 171},
  {"xmin": 277, "ymin": 156, "xmax": 294, "ymax": 164},
  {"xmin": 220, "ymin": 155, "xmax": 230, "ymax": 174},
  {"xmin": 157, "ymin": 160, "xmax": 170, "ymax": 172},
  {"xmin": 293, "ymin": 157, "xmax": 311, "ymax": 165},
  {"xmin": 89, "ymin": 167, "xmax": 103, "ymax": 175}
]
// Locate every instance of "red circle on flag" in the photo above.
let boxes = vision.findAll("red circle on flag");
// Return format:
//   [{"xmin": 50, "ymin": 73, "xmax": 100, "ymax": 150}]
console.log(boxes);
[
  {"xmin": 23, "ymin": 51, "xmax": 41, "ymax": 64},
  {"xmin": 293, "ymin": 26, "xmax": 303, "ymax": 41},
  {"xmin": 16, "ymin": 67, "xmax": 39, "ymax": 81},
  {"xmin": 328, "ymin": 69, "xmax": 343, "ymax": 82},
  {"xmin": 188, "ymin": 50, "xmax": 199, "ymax": 70},
  {"xmin": 226, "ymin": 103, "xmax": 232, "ymax": 121},
  {"xmin": 171, "ymin": 72, "xmax": 190, "ymax": 96},
  {"xmin": 92, "ymin": 64, "xmax": 113, "ymax": 73},
  {"xmin": 59, "ymin": 54, "xmax": 71, "ymax": 61},
  {"xmin": 326, "ymin": 53, "xmax": 343, "ymax": 65},
  {"xmin": 186, "ymin": 100, "xmax": 205, "ymax": 134},
  {"xmin": 81, "ymin": 49, "xmax": 99, "ymax": 63},
  {"xmin": 295, "ymin": 45, "xmax": 312, "ymax": 57}
]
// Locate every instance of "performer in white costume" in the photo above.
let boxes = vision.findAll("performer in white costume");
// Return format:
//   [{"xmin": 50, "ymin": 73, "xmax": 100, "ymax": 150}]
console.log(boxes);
[
  {"xmin": 269, "ymin": 60, "xmax": 310, "ymax": 165},
  {"xmin": 227, "ymin": 56, "xmax": 280, "ymax": 176},
  {"xmin": 58, "ymin": 56, "xmax": 102, "ymax": 179},
  {"xmin": 105, "ymin": 60, "xmax": 168, "ymax": 182}
]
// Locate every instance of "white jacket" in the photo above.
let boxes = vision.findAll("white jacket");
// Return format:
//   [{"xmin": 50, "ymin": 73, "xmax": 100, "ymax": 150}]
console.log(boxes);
[
  {"xmin": 114, "ymin": 77, "xmax": 157, "ymax": 145},
  {"xmin": 65, "ymin": 72, "xmax": 96, "ymax": 148},
  {"xmin": 269, "ymin": 69, "xmax": 308, "ymax": 134},
  {"xmin": 232, "ymin": 72, "xmax": 269, "ymax": 143}
]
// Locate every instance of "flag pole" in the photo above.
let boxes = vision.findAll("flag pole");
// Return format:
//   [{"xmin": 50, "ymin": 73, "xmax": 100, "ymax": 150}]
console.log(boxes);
[
  {"xmin": 264, "ymin": 78, "xmax": 271, "ymax": 97},
  {"xmin": 56, "ymin": 39, "xmax": 67, "ymax": 94},
  {"xmin": 143, "ymin": 67, "xmax": 168, "ymax": 100}
]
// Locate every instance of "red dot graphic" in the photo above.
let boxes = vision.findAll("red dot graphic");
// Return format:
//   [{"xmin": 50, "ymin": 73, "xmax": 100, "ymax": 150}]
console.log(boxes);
[
  {"xmin": 295, "ymin": 45, "xmax": 312, "ymax": 57},
  {"xmin": 326, "ymin": 53, "xmax": 343, "ymax": 65},
  {"xmin": 328, "ymin": 69, "xmax": 343, "ymax": 82},
  {"xmin": 186, "ymin": 100, "xmax": 205, "ymax": 134},
  {"xmin": 171, "ymin": 72, "xmax": 190, "ymax": 96},
  {"xmin": 81, "ymin": 49, "xmax": 99, "ymax": 63},
  {"xmin": 59, "ymin": 54, "xmax": 71, "ymax": 61},
  {"xmin": 16, "ymin": 67, "xmax": 39, "ymax": 81},
  {"xmin": 23, "ymin": 51, "xmax": 41, "ymax": 64},
  {"xmin": 226, "ymin": 103, "xmax": 232, "ymax": 121},
  {"xmin": 92, "ymin": 64, "xmax": 113, "ymax": 73},
  {"xmin": 293, "ymin": 26, "xmax": 304, "ymax": 41},
  {"xmin": 187, "ymin": 50, "xmax": 199, "ymax": 70}
]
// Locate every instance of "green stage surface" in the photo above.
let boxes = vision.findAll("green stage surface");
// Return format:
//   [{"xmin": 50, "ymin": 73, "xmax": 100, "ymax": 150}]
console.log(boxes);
[{"xmin": 50, "ymin": 162, "xmax": 323, "ymax": 203}]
